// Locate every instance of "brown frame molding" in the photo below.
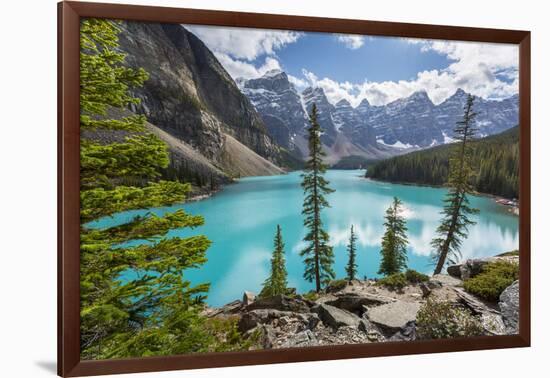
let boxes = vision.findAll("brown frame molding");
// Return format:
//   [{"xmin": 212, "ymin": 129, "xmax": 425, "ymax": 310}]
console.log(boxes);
[{"xmin": 58, "ymin": 1, "xmax": 531, "ymax": 376}]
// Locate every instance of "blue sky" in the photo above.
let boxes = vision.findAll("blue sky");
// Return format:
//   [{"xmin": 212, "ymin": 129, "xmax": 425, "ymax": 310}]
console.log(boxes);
[{"xmin": 185, "ymin": 25, "xmax": 519, "ymax": 106}]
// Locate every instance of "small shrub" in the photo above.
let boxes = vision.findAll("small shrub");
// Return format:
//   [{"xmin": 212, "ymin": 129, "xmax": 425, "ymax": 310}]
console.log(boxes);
[
  {"xmin": 416, "ymin": 299, "xmax": 485, "ymax": 339},
  {"xmin": 204, "ymin": 316, "xmax": 260, "ymax": 352},
  {"xmin": 463, "ymin": 260, "xmax": 519, "ymax": 302},
  {"xmin": 405, "ymin": 269, "xmax": 430, "ymax": 283},
  {"xmin": 325, "ymin": 279, "xmax": 348, "ymax": 293},
  {"xmin": 377, "ymin": 272, "xmax": 408, "ymax": 290},
  {"xmin": 377, "ymin": 269, "xmax": 429, "ymax": 290},
  {"xmin": 303, "ymin": 291, "xmax": 320, "ymax": 302},
  {"xmin": 497, "ymin": 250, "xmax": 519, "ymax": 257}
]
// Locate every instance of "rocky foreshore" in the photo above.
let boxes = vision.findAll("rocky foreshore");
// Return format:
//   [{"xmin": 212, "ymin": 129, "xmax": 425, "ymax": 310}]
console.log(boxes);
[{"xmin": 202, "ymin": 254, "xmax": 519, "ymax": 349}]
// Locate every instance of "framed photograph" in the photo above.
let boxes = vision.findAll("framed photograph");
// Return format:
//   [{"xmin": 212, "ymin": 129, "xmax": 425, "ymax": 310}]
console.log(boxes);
[{"xmin": 58, "ymin": 1, "xmax": 530, "ymax": 376}]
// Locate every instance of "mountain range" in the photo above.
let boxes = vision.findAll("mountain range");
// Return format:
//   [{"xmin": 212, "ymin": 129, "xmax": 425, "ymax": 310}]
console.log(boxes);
[
  {"xmin": 114, "ymin": 21, "xmax": 519, "ymax": 184},
  {"xmin": 239, "ymin": 69, "xmax": 519, "ymax": 161}
]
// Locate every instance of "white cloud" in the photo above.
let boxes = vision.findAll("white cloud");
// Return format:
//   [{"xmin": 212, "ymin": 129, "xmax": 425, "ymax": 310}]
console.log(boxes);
[
  {"xmin": 335, "ymin": 34, "xmax": 365, "ymax": 49},
  {"xmin": 185, "ymin": 24, "xmax": 518, "ymax": 106},
  {"xmin": 214, "ymin": 53, "xmax": 282, "ymax": 80},
  {"xmin": 288, "ymin": 74, "xmax": 308, "ymax": 89},
  {"xmin": 185, "ymin": 24, "xmax": 301, "ymax": 61},
  {"xmin": 299, "ymin": 37, "xmax": 518, "ymax": 107}
]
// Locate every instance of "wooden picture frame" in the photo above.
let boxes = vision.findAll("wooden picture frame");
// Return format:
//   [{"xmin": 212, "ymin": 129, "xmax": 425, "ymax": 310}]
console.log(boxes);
[{"xmin": 58, "ymin": 1, "xmax": 531, "ymax": 376}]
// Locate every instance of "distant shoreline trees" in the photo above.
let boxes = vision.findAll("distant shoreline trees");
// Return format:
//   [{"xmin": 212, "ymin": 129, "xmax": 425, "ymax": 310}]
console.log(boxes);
[
  {"xmin": 366, "ymin": 126, "xmax": 519, "ymax": 199},
  {"xmin": 378, "ymin": 197, "xmax": 409, "ymax": 276},
  {"xmin": 431, "ymin": 94, "xmax": 480, "ymax": 275},
  {"xmin": 300, "ymin": 104, "xmax": 335, "ymax": 292}
]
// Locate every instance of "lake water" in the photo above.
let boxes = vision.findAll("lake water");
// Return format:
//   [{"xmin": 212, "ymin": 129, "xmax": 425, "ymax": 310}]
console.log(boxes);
[{"xmin": 90, "ymin": 170, "xmax": 519, "ymax": 307}]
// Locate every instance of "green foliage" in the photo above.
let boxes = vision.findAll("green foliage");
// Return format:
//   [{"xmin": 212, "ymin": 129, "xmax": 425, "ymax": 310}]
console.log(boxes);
[
  {"xmin": 463, "ymin": 261, "xmax": 519, "ymax": 301},
  {"xmin": 79, "ymin": 18, "xmax": 240, "ymax": 360},
  {"xmin": 404, "ymin": 269, "xmax": 430, "ymax": 283},
  {"xmin": 345, "ymin": 225, "xmax": 358, "ymax": 281},
  {"xmin": 80, "ymin": 18, "xmax": 148, "ymax": 131},
  {"xmin": 376, "ymin": 272, "xmax": 408, "ymax": 290},
  {"xmin": 301, "ymin": 104, "xmax": 335, "ymax": 292},
  {"xmin": 376, "ymin": 269, "xmax": 429, "ymax": 290},
  {"xmin": 431, "ymin": 95, "xmax": 480, "ymax": 274},
  {"xmin": 80, "ymin": 135, "xmax": 169, "ymax": 189},
  {"xmin": 260, "ymin": 225, "xmax": 289, "ymax": 298},
  {"xmin": 367, "ymin": 126, "xmax": 519, "ymax": 199},
  {"xmin": 416, "ymin": 298, "xmax": 485, "ymax": 339},
  {"xmin": 302, "ymin": 291, "xmax": 320, "ymax": 302},
  {"xmin": 497, "ymin": 250, "xmax": 519, "ymax": 257},
  {"xmin": 324, "ymin": 279, "xmax": 348, "ymax": 293},
  {"xmin": 378, "ymin": 197, "xmax": 409, "ymax": 276}
]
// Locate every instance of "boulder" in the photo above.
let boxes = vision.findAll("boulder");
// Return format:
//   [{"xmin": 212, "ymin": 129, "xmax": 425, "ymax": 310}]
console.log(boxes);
[
  {"xmin": 481, "ymin": 313, "xmax": 507, "ymax": 336},
  {"xmin": 246, "ymin": 294, "xmax": 311, "ymax": 313},
  {"xmin": 325, "ymin": 293, "xmax": 394, "ymax": 314},
  {"xmin": 447, "ymin": 258, "xmax": 489, "ymax": 280},
  {"xmin": 313, "ymin": 303, "xmax": 361, "ymax": 329},
  {"xmin": 430, "ymin": 274, "xmax": 462, "ymax": 287},
  {"xmin": 242, "ymin": 291, "xmax": 256, "ymax": 306},
  {"xmin": 389, "ymin": 320, "xmax": 417, "ymax": 341},
  {"xmin": 499, "ymin": 280, "xmax": 519, "ymax": 334},
  {"xmin": 366, "ymin": 300, "xmax": 421, "ymax": 333},
  {"xmin": 447, "ymin": 264, "xmax": 462, "ymax": 279}
]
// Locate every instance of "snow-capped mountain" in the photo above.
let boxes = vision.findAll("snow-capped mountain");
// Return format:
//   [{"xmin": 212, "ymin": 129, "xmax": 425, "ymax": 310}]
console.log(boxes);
[
  {"xmin": 238, "ymin": 70, "xmax": 519, "ymax": 161},
  {"xmin": 240, "ymin": 70, "xmax": 308, "ymax": 152},
  {"xmin": 333, "ymin": 99, "xmax": 377, "ymax": 147},
  {"xmin": 301, "ymin": 86, "xmax": 339, "ymax": 147}
]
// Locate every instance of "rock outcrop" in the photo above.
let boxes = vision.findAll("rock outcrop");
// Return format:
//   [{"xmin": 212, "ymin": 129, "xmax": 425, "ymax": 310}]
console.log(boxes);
[
  {"xmin": 116, "ymin": 21, "xmax": 285, "ymax": 180},
  {"xmin": 205, "ymin": 255, "xmax": 520, "ymax": 350}
]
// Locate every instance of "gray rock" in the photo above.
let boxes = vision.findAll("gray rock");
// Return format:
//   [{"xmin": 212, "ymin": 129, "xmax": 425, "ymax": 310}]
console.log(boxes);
[
  {"xmin": 481, "ymin": 313, "xmax": 507, "ymax": 335},
  {"xmin": 314, "ymin": 303, "xmax": 361, "ymax": 329},
  {"xmin": 447, "ymin": 264, "xmax": 462, "ymax": 278},
  {"xmin": 238, "ymin": 309, "xmax": 293, "ymax": 333},
  {"xmin": 246, "ymin": 294, "xmax": 311, "ymax": 313},
  {"xmin": 366, "ymin": 300, "xmax": 421, "ymax": 333},
  {"xmin": 280, "ymin": 330, "xmax": 318, "ymax": 348},
  {"xmin": 253, "ymin": 325, "xmax": 276, "ymax": 349},
  {"xmin": 499, "ymin": 281, "xmax": 519, "ymax": 334},
  {"xmin": 242, "ymin": 291, "xmax": 256, "ymax": 306},
  {"xmin": 325, "ymin": 293, "xmax": 394, "ymax": 314},
  {"xmin": 204, "ymin": 299, "xmax": 242, "ymax": 317},
  {"xmin": 453, "ymin": 288, "xmax": 499, "ymax": 315},
  {"xmin": 448, "ymin": 258, "xmax": 493, "ymax": 280},
  {"xmin": 389, "ymin": 321, "xmax": 417, "ymax": 341}
]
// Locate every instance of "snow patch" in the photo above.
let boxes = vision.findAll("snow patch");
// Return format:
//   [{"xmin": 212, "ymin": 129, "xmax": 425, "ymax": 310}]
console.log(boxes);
[{"xmin": 376, "ymin": 138, "xmax": 415, "ymax": 149}]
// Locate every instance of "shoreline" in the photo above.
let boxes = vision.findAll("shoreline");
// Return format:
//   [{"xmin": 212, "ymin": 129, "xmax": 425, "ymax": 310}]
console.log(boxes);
[{"xmin": 366, "ymin": 176, "xmax": 519, "ymax": 216}]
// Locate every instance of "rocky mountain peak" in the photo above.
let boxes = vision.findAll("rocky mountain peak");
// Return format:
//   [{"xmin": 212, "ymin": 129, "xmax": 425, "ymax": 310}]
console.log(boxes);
[
  {"xmin": 358, "ymin": 98, "xmax": 371, "ymax": 109},
  {"xmin": 335, "ymin": 99, "xmax": 352, "ymax": 108}
]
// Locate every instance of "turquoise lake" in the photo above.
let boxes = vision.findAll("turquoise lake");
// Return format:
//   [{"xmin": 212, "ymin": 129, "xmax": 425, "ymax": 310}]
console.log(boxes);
[{"xmin": 90, "ymin": 170, "xmax": 519, "ymax": 307}]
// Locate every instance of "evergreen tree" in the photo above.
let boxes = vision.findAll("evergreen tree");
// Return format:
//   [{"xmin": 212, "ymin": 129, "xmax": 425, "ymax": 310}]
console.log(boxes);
[
  {"xmin": 378, "ymin": 197, "xmax": 409, "ymax": 276},
  {"xmin": 345, "ymin": 225, "xmax": 358, "ymax": 281},
  {"xmin": 432, "ymin": 94, "xmax": 480, "ymax": 274},
  {"xmin": 301, "ymin": 104, "xmax": 335, "ymax": 292},
  {"xmin": 260, "ymin": 225, "xmax": 288, "ymax": 297},
  {"xmin": 79, "ymin": 19, "xmax": 217, "ymax": 359}
]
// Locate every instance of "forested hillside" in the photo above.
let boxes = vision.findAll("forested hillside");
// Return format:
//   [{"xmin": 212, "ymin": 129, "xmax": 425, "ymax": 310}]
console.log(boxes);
[{"xmin": 366, "ymin": 126, "xmax": 519, "ymax": 198}]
